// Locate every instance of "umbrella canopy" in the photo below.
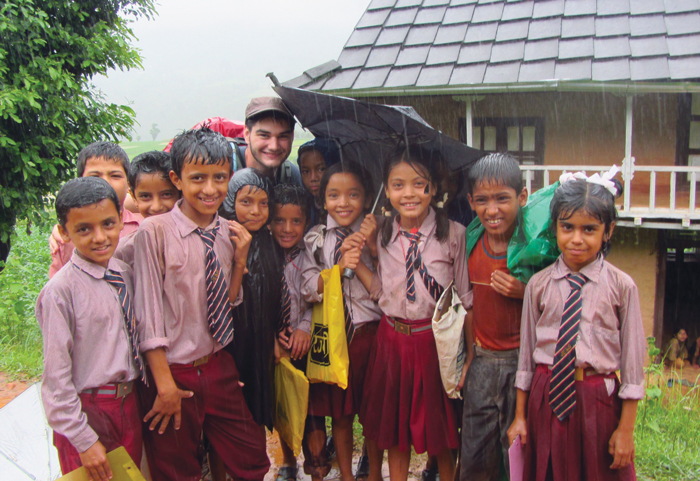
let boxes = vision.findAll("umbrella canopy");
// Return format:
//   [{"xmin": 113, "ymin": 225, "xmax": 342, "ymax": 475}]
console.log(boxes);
[{"xmin": 274, "ymin": 85, "xmax": 485, "ymax": 189}]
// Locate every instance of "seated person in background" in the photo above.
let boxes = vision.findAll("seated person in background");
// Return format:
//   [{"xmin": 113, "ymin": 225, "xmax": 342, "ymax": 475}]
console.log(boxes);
[
  {"xmin": 37, "ymin": 177, "xmax": 145, "ymax": 480},
  {"xmin": 666, "ymin": 328, "xmax": 690, "ymax": 370}
]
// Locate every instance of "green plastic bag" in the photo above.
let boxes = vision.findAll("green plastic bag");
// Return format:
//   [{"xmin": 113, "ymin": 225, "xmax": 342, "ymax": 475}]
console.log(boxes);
[{"xmin": 466, "ymin": 182, "xmax": 560, "ymax": 284}]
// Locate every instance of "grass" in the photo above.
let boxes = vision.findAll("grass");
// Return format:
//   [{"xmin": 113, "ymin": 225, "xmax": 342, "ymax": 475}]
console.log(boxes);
[
  {"xmin": 0, "ymin": 221, "xmax": 51, "ymax": 379},
  {"xmin": 635, "ymin": 340, "xmax": 700, "ymax": 480}
]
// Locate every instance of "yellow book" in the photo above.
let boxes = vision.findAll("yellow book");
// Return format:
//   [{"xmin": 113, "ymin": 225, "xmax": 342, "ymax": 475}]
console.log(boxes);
[{"xmin": 58, "ymin": 446, "xmax": 145, "ymax": 481}]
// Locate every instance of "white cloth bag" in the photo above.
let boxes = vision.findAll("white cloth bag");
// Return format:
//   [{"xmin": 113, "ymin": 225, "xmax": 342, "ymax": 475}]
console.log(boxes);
[{"xmin": 432, "ymin": 280, "xmax": 467, "ymax": 399}]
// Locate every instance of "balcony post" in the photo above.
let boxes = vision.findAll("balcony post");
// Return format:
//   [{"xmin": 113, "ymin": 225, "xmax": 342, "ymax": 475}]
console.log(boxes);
[{"xmin": 622, "ymin": 96, "xmax": 634, "ymax": 212}]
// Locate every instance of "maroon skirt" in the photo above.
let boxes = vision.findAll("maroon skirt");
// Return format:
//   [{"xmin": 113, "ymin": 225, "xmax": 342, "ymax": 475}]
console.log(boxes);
[
  {"xmin": 525, "ymin": 365, "xmax": 636, "ymax": 481},
  {"xmin": 307, "ymin": 321, "xmax": 379, "ymax": 419},
  {"xmin": 359, "ymin": 315, "xmax": 459, "ymax": 456}
]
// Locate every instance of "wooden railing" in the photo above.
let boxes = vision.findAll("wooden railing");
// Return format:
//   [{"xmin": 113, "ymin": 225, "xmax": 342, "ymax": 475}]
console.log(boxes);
[{"xmin": 520, "ymin": 164, "xmax": 700, "ymax": 226}]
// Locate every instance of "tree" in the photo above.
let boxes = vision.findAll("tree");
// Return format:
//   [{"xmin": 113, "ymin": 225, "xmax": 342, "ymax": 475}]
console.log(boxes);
[
  {"xmin": 150, "ymin": 122, "xmax": 160, "ymax": 141},
  {"xmin": 0, "ymin": 0, "xmax": 156, "ymax": 261}
]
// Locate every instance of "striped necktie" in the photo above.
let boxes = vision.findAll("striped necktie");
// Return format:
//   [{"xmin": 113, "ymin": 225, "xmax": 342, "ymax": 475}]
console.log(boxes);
[
  {"xmin": 104, "ymin": 270, "xmax": 146, "ymax": 384},
  {"xmin": 549, "ymin": 273, "xmax": 587, "ymax": 421},
  {"xmin": 401, "ymin": 230, "xmax": 444, "ymax": 302},
  {"xmin": 332, "ymin": 227, "xmax": 356, "ymax": 343},
  {"xmin": 280, "ymin": 246, "xmax": 302, "ymax": 332},
  {"xmin": 196, "ymin": 225, "xmax": 234, "ymax": 346}
]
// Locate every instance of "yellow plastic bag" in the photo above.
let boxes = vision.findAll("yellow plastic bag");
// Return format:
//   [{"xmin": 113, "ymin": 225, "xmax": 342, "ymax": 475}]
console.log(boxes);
[
  {"xmin": 306, "ymin": 265, "xmax": 350, "ymax": 389},
  {"xmin": 58, "ymin": 446, "xmax": 146, "ymax": 480},
  {"xmin": 274, "ymin": 357, "xmax": 309, "ymax": 457}
]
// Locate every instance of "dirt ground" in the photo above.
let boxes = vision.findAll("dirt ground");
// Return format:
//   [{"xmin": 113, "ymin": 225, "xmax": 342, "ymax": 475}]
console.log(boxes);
[{"xmin": 0, "ymin": 372, "xmax": 32, "ymax": 409}]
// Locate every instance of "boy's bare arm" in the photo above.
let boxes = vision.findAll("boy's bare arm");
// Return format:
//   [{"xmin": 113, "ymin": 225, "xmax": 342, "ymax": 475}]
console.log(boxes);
[
  {"xmin": 228, "ymin": 220, "xmax": 251, "ymax": 302},
  {"xmin": 609, "ymin": 399, "xmax": 638, "ymax": 469},
  {"xmin": 491, "ymin": 270, "xmax": 527, "ymax": 299},
  {"xmin": 143, "ymin": 349, "xmax": 193, "ymax": 434}
]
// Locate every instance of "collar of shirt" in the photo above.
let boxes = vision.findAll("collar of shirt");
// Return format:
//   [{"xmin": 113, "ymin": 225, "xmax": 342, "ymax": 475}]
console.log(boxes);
[
  {"xmin": 122, "ymin": 208, "xmax": 143, "ymax": 225},
  {"xmin": 70, "ymin": 249, "xmax": 127, "ymax": 280},
  {"xmin": 170, "ymin": 199, "xmax": 222, "ymax": 238},
  {"xmin": 551, "ymin": 253, "xmax": 604, "ymax": 283},
  {"xmin": 326, "ymin": 211, "xmax": 364, "ymax": 234},
  {"xmin": 390, "ymin": 207, "xmax": 437, "ymax": 243}
]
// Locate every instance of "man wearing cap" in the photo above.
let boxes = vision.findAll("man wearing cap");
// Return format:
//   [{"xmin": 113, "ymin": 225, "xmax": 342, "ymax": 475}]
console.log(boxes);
[{"xmin": 233, "ymin": 97, "xmax": 302, "ymax": 186}]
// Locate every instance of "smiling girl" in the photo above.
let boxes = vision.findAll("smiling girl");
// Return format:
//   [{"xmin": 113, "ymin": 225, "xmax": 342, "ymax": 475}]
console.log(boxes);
[
  {"xmin": 358, "ymin": 144, "xmax": 471, "ymax": 481},
  {"xmin": 507, "ymin": 168, "xmax": 646, "ymax": 481},
  {"xmin": 300, "ymin": 161, "xmax": 383, "ymax": 481}
]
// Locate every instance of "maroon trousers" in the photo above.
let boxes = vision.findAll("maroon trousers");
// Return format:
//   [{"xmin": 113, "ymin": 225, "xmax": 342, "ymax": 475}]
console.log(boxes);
[
  {"xmin": 53, "ymin": 389, "xmax": 142, "ymax": 475},
  {"xmin": 525, "ymin": 365, "xmax": 636, "ymax": 481},
  {"xmin": 140, "ymin": 350, "xmax": 269, "ymax": 481}
]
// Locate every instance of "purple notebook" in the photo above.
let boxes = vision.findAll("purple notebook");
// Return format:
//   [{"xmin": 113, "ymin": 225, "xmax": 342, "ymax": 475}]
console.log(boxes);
[{"xmin": 509, "ymin": 435, "xmax": 525, "ymax": 481}]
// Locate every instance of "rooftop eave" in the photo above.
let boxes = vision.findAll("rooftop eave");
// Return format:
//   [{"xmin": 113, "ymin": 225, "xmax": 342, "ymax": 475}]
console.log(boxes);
[{"xmin": 315, "ymin": 79, "xmax": 700, "ymax": 98}]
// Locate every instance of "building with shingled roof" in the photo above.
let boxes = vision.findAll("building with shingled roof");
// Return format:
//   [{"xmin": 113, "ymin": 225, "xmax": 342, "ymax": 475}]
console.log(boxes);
[{"xmin": 283, "ymin": 0, "xmax": 700, "ymax": 350}]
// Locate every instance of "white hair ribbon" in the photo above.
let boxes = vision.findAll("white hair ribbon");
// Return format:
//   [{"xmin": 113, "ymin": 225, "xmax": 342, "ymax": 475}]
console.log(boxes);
[{"xmin": 559, "ymin": 165, "xmax": 619, "ymax": 196}]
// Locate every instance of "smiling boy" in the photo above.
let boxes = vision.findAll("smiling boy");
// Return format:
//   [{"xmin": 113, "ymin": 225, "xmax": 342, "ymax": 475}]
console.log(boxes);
[
  {"xmin": 460, "ymin": 153, "xmax": 528, "ymax": 481},
  {"xmin": 36, "ymin": 177, "xmax": 143, "ymax": 481},
  {"xmin": 49, "ymin": 142, "xmax": 143, "ymax": 278},
  {"xmin": 133, "ymin": 128, "xmax": 269, "ymax": 481},
  {"xmin": 113, "ymin": 150, "xmax": 180, "ymax": 267}
]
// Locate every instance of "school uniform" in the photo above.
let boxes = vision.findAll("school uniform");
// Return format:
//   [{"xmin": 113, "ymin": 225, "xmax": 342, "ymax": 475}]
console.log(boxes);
[
  {"xmin": 49, "ymin": 209, "xmax": 142, "ymax": 278},
  {"xmin": 360, "ymin": 208, "xmax": 472, "ymax": 456},
  {"xmin": 113, "ymin": 229, "xmax": 137, "ymax": 268},
  {"xmin": 36, "ymin": 250, "xmax": 142, "ymax": 474},
  {"xmin": 301, "ymin": 214, "xmax": 382, "ymax": 419},
  {"xmin": 516, "ymin": 255, "xmax": 646, "ymax": 481},
  {"xmin": 460, "ymin": 234, "xmax": 523, "ymax": 481},
  {"xmin": 133, "ymin": 200, "xmax": 268, "ymax": 481},
  {"xmin": 284, "ymin": 244, "xmax": 312, "ymax": 339}
]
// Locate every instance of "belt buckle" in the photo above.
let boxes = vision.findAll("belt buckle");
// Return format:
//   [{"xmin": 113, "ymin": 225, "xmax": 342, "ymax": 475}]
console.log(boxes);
[
  {"xmin": 575, "ymin": 368, "xmax": 584, "ymax": 382},
  {"xmin": 116, "ymin": 382, "xmax": 133, "ymax": 398},
  {"xmin": 394, "ymin": 321, "xmax": 411, "ymax": 336},
  {"xmin": 193, "ymin": 355, "xmax": 210, "ymax": 367}
]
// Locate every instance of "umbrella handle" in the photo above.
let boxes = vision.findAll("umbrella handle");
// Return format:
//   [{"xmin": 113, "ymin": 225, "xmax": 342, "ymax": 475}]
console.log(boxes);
[{"xmin": 371, "ymin": 183, "xmax": 385, "ymax": 214}]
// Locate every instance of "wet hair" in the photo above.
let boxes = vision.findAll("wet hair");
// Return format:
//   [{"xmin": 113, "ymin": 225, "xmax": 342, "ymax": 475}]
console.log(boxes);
[
  {"xmin": 127, "ymin": 150, "xmax": 173, "ymax": 192},
  {"xmin": 549, "ymin": 177, "xmax": 623, "ymax": 256},
  {"xmin": 219, "ymin": 168, "xmax": 273, "ymax": 223},
  {"xmin": 273, "ymin": 183, "xmax": 312, "ymax": 223},
  {"xmin": 467, "ymin": 153, "xmax": 523, "ymax": 195},
  {"xmin": 76, "ymin": 141, "xmax": 129, "ymax": 177},
  {"xmin": 380, "ymin": 143, "xmax": 449, "ymax": 247},
  {"xmin": 297, "ymin": 138, "xmax": 341, "ymax": 168},
  {"xmin": 315, "ymin": 161, "xmax": 374, "ymax": 264},
  {"xmin": 56, "ymin": 177, "xmax": 121, "ymax": 227},
  {"xmin": 245, "ymin": 111, "xmax": 296, "ymax": 132},
  {"xmin": 170, "ymin": 127, "xmax": 232, "ymax": 178}
]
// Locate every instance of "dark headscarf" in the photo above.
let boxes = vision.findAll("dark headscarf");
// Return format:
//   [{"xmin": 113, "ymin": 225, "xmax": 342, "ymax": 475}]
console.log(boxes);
[
  {"xmin": 221, "ymin": 167, "xmax": 283, "ymax": 430},
  {"xmin": 219, "ymin": 167, "xmax": 273, "ymax": 222}
]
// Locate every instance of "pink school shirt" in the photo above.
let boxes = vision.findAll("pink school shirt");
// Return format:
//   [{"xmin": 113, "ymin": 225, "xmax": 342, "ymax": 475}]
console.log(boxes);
[
  {"xmin": 285, "ymin": 246, "xmax": 311, "ymax": 333},
  {"xmin": 301, "ymin": 215, "xmax": 382, "ymax": 326},
  {"xmin": 49, "ymin": 209, "xmax": 142, "ymax": 278},
  {"xmin": 133, "ymin": 200, "xmax": 240, "ymax": 365},
  {"xmin": 369, "ymin": 208, "xmax": 473, "ymax": 320},
  {"xmin": 515, "ymin": 255, "xmax": 646, "ymax": 400},
  {"xmin": 113, "ymin": 229, "xmax": 137, "ymax": 268},
  {"xmin": 36, "ymin": 250, "xmax": 139, "ymax": 453}
]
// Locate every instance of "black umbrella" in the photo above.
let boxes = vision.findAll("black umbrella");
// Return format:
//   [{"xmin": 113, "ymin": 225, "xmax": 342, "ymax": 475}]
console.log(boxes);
[{"xmin": 273, "ymin": 85, "xmax": 485, "ymax": 201}]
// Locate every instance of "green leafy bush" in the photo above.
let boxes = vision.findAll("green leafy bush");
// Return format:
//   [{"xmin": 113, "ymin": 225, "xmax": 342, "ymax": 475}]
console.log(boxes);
[{"xmin": 0, "ymin": 222, "xmax": 51, "ymax": 378}]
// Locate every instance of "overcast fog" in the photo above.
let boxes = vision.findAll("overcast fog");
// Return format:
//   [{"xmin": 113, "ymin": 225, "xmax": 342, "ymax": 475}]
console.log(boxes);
[{"xmin": 92, "ymin": 0, "xmax": 370, "ymax": 141}]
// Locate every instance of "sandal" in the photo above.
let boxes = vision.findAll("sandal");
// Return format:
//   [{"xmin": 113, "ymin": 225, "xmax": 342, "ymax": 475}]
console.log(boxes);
[
  {"xmin": 276, "ymin": 465, "xmax": 299, "ymax": 481},
  {"xmin": 421, "ymin": 467, "xmax": 439, "ymax": 481},
  {"xmin": 355, "ymin": 454, "xmax": 370, "ymax": 481}
]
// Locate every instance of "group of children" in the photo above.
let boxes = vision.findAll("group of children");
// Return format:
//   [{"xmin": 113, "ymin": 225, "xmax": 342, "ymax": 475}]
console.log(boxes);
[{"xmin": 36, "ymin": 105, "xmax": 646, "ymax": 481}]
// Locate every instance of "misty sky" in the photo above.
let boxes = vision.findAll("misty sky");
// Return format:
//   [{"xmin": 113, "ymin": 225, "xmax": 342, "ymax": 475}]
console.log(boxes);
[{"xmin": 92, "ymin": 0, "xmax": 370, "ymax": 140}]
